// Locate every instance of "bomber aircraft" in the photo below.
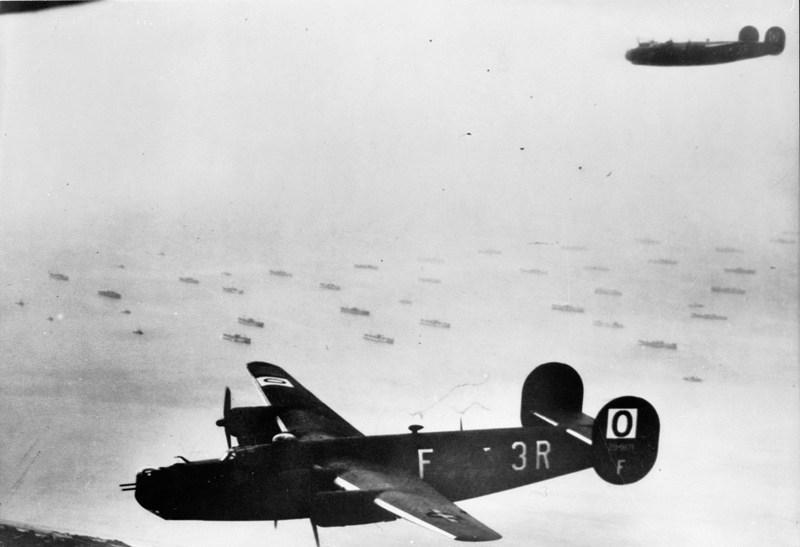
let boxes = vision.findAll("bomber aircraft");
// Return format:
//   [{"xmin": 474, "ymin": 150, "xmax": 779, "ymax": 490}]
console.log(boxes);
[
  {"xmin": 625, "ymin": 25, "xmax": 785, "ymax": 66},
  {"xmin": 123, "ymin": 362, "xmax": 660, "ymax": 544}
]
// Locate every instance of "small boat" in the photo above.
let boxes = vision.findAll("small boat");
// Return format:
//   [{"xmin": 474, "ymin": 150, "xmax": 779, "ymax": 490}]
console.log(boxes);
[
  {"xmin": 223, "ymin": 287, "xmax": 244, "ymax": 294},
  {"xmin": 594, "ymin": 288, "xmax": 622, "ymax": 297},
  {"xmin": 223, "ymin": 333, "xmax": 251, "ymax": 345},
  {"xmin": 711, "ymin": 286, "xmax": 745, "ymax": 295},
  {"xmin": 319, "ymin": 283, "xmax": 341, "ymax": 291},
  {"xmin": 341, "ymin": 307, "xmax": 370, "ymax": 316},
  {"xmin": 638, "ymin": 340, "xmax": 677, "ymax": 350},
  {"xmin": 593, "ymin": 320, "xmax": 624, "ymax": 329},
  {"xmin": 238, "ymin": 317, "xmax": 264, "ymax": 328},
  {"xmin": 179, "ymin": 277, "xmax": 200, "ymax": 284},
  {"xmin": 98, "ymin": 290, "xmax": 121, "ymax": 299},
  {"xmin": 551, "ymin": 304, "xmax": 584, "ymax": 313},
  {"xmin": 691, "ymin": 313, "xmax": 727, "ymax": 321},
  {"xmin": 364, "ymin": 333, "xmax": 394, "ymax": 344},
  {"xmin": 49, "ymin": 272, "xmax": 69, "ymax": 281},
  {"xmin": 420, "ymin": 319, "xmax": 451, "ymax": 329}
]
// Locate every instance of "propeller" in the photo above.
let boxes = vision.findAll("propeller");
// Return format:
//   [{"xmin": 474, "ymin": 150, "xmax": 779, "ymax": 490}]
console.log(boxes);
[{"xmin": 215, "ymin": 387, "xmax": 233, "ymax": 449}]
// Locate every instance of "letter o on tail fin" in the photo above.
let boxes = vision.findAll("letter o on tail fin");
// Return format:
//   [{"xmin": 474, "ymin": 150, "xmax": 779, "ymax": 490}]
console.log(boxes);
[
  {"xmin": 520, "ymin": 362, "xmax": 583, "ymax": 426},
  {"xmin": 592, "ymin": 396, "xmax": 659, "ymax": 485}
]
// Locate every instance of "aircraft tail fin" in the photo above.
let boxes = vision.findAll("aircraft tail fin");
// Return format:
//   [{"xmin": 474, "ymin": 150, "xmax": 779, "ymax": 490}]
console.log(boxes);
[
  {"xmin": 765, "ymin": 26, "xmax": 785, "ymax": 53},
  {"xmin": 591, "ymin": 396, "xmax": 660, "ymax": 484},
  {"xmin": 520, "ymin": 362, "xmax": 594, "ymax": 442}
]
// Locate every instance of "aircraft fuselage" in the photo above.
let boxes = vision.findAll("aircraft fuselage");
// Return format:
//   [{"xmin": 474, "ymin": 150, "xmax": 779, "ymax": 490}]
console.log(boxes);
[{"xmin": 134, "ymin": 425, "xmax": 592, "ymax": 523}]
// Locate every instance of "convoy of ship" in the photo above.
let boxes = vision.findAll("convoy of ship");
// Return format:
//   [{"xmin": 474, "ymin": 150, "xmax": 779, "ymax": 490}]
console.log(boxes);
[
  {"xmin": 319, "ymin": 283, "xmax": 341, "ymax": 291},
  {"xmin": 638, "ymin": 340, "xmax": 678, "ymax": 350},
  {"xmin": 420, "ymin": 319, "xmax": 451, "ymax": 329},
  {"xmin": 551, "ymin": 304, "xmax": 585, "ymax": 313},
  {"xmin": 594, "ymin": 288, "xmax": 622, "ymax": 296},
  {"xmin": 238, "ymin": 317, "xmax": 264, "ymax": 328},
  {"xmin": 691, "ymin": 313, "xmax": 728, "ymax": 321},
  {"xmin": 711, "ymin": 286, "xmax": 746, "ymax": 295},
  {"xmin": 222, "ymin": 333, "xmax": 251, "ymax": 345},
  {"xmin": 724, "ymin": 268, "xmax": 756, "ymax": 275},
  {"xmin": 363, "ymin": 333, "xmax": 394, "ymax": 344},
  {"xmin": 341, "ymin": 306, "xmax": 370, "ymax": 316},
  {"xmin": 223, "ymin": 287, "xmax": 244, "ymax": 294}
]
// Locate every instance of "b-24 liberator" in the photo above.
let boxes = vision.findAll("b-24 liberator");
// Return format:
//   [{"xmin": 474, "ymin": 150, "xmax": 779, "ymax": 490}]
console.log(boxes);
[
  {"xmin": 626, "ymin": 25, "xmax": 784, "ymax": 66},
  {"xmin": 124, "ymin": 362, "xmax": 660, "ymax": 544}
]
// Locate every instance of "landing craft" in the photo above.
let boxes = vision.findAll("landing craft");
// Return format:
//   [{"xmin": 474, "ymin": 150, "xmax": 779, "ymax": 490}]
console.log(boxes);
[
  {"xmin": 124, "ymin": 362, "xmax": 659, "ymax": 544},
  {"xmin": 625, "ymin": 26, "xmax": 785, "ymax": 66}
]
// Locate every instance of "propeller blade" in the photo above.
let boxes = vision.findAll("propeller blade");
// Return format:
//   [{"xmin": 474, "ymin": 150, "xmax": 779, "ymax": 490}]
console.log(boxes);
[{"xmin": 216, "ymin": 387, "xmax": 232, "ymax": 449}]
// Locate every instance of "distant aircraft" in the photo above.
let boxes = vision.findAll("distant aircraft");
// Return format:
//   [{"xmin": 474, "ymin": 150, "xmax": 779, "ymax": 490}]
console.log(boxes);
[
  {"xmin": 0, "ymin": 1, "xmax": 99, "ymax": 15},
  {"xmin": 625, "ymin": 26, "xmax": 785, "ymax": 66},
  {"xmin": 123, "ymin": 361, "xmax": 660, "ymax": 544}
]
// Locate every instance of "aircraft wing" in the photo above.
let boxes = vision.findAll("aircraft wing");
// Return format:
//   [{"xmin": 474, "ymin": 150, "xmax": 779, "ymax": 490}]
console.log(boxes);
[
  {"xmin": 331, "ymin": 460, "xmax": 502, "ymax": 542},
  {"xmin": 247, "ymin": 362, "xmax": 363, "ymax": 440}
]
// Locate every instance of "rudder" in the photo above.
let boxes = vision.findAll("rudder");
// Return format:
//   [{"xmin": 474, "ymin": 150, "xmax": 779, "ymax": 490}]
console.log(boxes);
[
  {"xmin": 520, "ymin": 362, "xmax": 584, "ymax": 426},
  {"xmin": 592, "ymin": 396, "xmax": 660, "ymax": 485}
]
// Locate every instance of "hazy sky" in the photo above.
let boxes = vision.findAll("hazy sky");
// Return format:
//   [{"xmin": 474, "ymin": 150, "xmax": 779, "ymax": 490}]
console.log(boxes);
[
  {"xmin": 0, "ymin": 2, "xmax": 797, "ymax": 546},
  {"xmin": 1, "ymin": 0, "xmax": 797, "ymax": 252}
]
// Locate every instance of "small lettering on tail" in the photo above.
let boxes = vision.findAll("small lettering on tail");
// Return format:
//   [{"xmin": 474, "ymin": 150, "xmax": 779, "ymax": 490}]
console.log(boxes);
[
  {"xmin": 606, "ymin": 408, "xmax": 638, "ymax": 439},
  {"xmin": 256, "ymin": 376, "xmax": 294, "ymax": 388}
]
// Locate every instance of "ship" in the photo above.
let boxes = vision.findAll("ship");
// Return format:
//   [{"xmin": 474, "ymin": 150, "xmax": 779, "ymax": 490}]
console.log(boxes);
[
  {"xmin": 593, "ymin": 320, "xmax": 624, "ymax": 329},
  {"xmin": 520, "ymin": 268, "xmax": 548, "ymax": 275},
  {"xmin": 691, "ymin": 313, "xmax": 728, "ymax": 321},
  {"xmin": 649, "ymin": 258, "xmax": 678, "ymax": 265},
  {"xmin": 636, "ymin": 238, "xmax": 661, "ymax": 245},
  {"xmin": 688, "ymin": 303, "xmax": 704, "ymax": 309},
  {"xmin": 223, "ymin": 333, "xmax": 251, "ymax": 345},
  {"xmin": 121, "ymin": 309, "xmax": 132, "ymax": 314},
  {"xmin": 715, "ymin": 246, "xmax": 743, "ymax": 253},
  {"xmin": 49, "ymin": 272, "xmax": 69, "ymax": 281},
  {"xmin": 319, "ymin": 283, "xmax": 341, "ymax": 291},
  {"xmin": 354, "ymin": 264, "xmax": 378, "ymax": 270},
  {"xmin": 341, "ymin": 306, "xmax": 370, "ymax": 316},
  {"xmin": 418, "ymin": 257, "xmax": 444, "ymax": 264},
  {"xmin": 98, "ymin": 290, "xmax": 121, "ymax": 299},
  {"xmin": 223, "ymin": 287, "xmax": 244, "ymax": 294},
  {"xmin": 585, "ymin": 266, "xmax": 610, "ymax": 272},
  {"xmin": 551, "ymin": 304, "xmax": 585, "ymax": 313},
  {"xmin": 363, "ymin": 333, "xmax": 394, "ymax": 344},
  {"xmin": 418, "ymin": 277, "xmax": 442, "ymax": 284},
  {"xmin": 238, "ymin": 317, "xmax": 264, "ymax": 328},
  {"xmin": 638, "ymin": 340, "xmax": 677, "ymax": 350},
  {"xmin": 724, "ymin": 267, "xmax": 756, "ymax": 275},
  {"xmin": 269, "ymin": 269, "xmax": 293, "ymax": 277},
  {"xmin": 133, "ymin": 329, "xmax": 144, "ymax": 335},
  {"xmin": 772, "ymin": 238, "xmax": 796, "ymax": 245},
  {"xmin": 179, "ymin": 277, "xmax": 200, "ymax": 284},
  {"xmin": 420, "ymin": 319, "xmax": 451, "ymax": 329},
  {"xmin": 222, "ymin": 271, "xmax": 232, "ymax": 276},
  {"xmin": 683, "ymin": 376, "xmax": 703, "ymax": 383},
  {"xmin": 711, "ymin": 286, "xmax": 746, "ymax": 295},
  {"xmin": 398, "ymin": 299, "xmax": 413, "ymax": 305},
  {"xmin": 594, "ymin": 288, "xmax": 622, "ymax": 297},
  {"xmin": 478, "ymin": 249, "xmax": 502, "ymax": 255}
]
